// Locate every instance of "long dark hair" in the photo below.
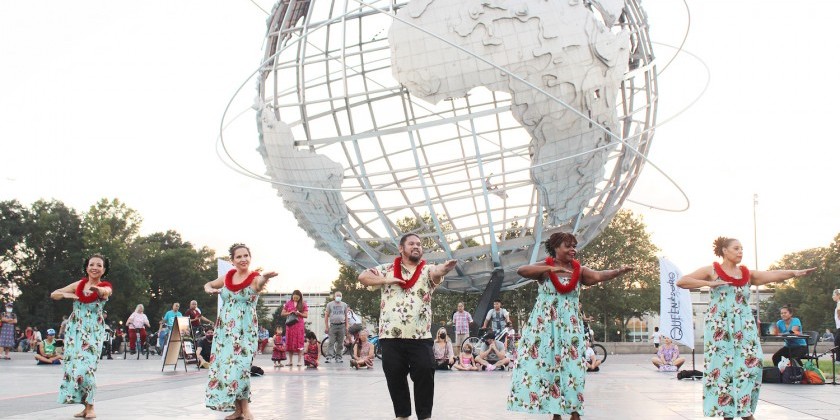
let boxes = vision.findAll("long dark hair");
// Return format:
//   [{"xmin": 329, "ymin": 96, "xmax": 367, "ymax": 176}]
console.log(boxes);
[{"xmin": 291, "ymin": 290, "xmax": 304, "ymax": 312}]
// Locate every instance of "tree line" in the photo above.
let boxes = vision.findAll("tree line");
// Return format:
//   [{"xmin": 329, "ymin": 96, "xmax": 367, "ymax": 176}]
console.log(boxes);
[{"xmin": 0, "ymin": 198, "xmax": 219, "ymax": 332}]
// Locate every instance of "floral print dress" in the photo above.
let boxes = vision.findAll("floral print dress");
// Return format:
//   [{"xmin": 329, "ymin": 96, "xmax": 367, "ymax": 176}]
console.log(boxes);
[
  {"xmin": 508, "ymin": 280, "xmax": 586, "ymax": 416},
  {"xmin": 702, "ymin": 281, "xmax": 762, "ymax": 417},
  {"xmin": 206, "ymin": 271, "xmax": 259, "ymax": 412},
  {"xmin": 57, "ymin": 299, "xmax": 107, "ymax": 404}
]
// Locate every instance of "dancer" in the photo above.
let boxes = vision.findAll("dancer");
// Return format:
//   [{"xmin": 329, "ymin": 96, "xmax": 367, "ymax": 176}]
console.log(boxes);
[
  {"xmin": 51, "ymin": 254, "xmax": 113, "ymax": 419},
  {"xmin": 204, "ymin": 243, "xmax": 277, "ymax": 420},
  {"xmin": 358, "ymin": 233, "xmax": 457, "ymax": 420},
  {"xmin": 508, "ymin": 232, "xmax": 632, "ymax": 420},
  {"xmin": 677, "ymin": 236, "xmax": 814, "ymax": 420}
]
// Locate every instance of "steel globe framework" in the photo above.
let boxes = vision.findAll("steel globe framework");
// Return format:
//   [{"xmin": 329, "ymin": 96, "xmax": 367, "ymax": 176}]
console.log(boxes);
[{"xmin": 253, "ymin": 0, "xmax": 658, "ymax": 292}]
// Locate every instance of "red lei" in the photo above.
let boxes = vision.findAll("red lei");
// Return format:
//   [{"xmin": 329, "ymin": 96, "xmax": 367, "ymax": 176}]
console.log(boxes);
[
  {"xmin": 713, "ymin": 262, "xmax": 750, "ymax": 287},
  {"xmin": 75, "ymin": 278, "xmax": 113, "ymax": 303},
  {"xmin": 544, "ymin": 257, "xmax": 581, "ymax": 294},
  {"xmin": 225, "ymin": 269, "xmax": 260, "ymax": 292},
  {"xmin": 393, "ymin": 257, "xmax": 426, "ymax": 289}
]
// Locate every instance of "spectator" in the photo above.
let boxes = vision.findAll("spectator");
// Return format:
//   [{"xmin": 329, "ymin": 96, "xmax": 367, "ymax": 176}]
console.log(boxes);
[
  {"xmin": 821, "ymin": 329, "xmax": 834, "ymax": 342},
  {"xmin": 451, "ymin": 302, "xmax": 473, "ymax": 354},
  {"xmin": 476, "ymin": 332, "xmax": 510, "ymax": 371},
  {"xmin": 433, "ymin": 327, "xmax": 454, "ymax": 370},
  {"xmin": 271, "ymin": 326, "xmax": 287, "ymax": 367},
  {"xmin": 157, "ymin": 323, "xmax": 170, "ymax": 353},
  {"xmin": 111, "ymin": 325, "xmax": 124, "ymax": 354},
  {"xmin": 350, "ymin": 328, "xmax": 375, "ymax": 369},
  {"xmin": 323, "ymin": 291, "xmax": 349, "ymax": 363},
  {"xmin": 35, "ymin": 328, "xmax": 62, "ymax": 365},
  {"xmin": 771, "ymin": 305, "xmax": 808, "ymax": 367},
  {"xmin": 651, "ymin": 336, "xmax": 685, "ymax": 371},
  {"xmin": 482, "ymin": 299, "xmax": 510, "ymax": 336},
  {"xmin": 31, "ymin": 326, "xmax": 43, "ymax": 351},
  {"xmin": 453, "ymin": 343, "xmax": 478, "ymax": 371},
  {"xmin": 24, "ymin": 326, "xmax": 33, "ymax": 351},
  {"xmin": 126, "ymin": 304, "xmax": 151, "ymax": 354},
  {"xmin": 650, "ymin": 326, "xmax": 661, "ymax": 349},
  {"xmin": 833, "ymin": 289, "xmax": 840, "ymax": 363},
  {"xmin": 583, "ymin": 340, "xmax": 601, "ymax": 372},
  {"xmin": 282, "ymin": 290, "xmax": 308, "ymax": 366},
  {"xmin": 162, "ymin": 302, "xmax": 182, "ymax": 330},
  {"xmin": 15, "ymin": 327, "xmax": 27, "ymax": 352},
  {"xmin": 185, "ymin": 300, "xmax": 212, "ymax": 336},
  {"xmin": 58, "ymin": 315, "xmax": 69, "ymax": 339},
  {"xmin": 196, "ymin": 326, "xmax": 214, "ymax": 369},
  {"xmin": 257, "ymin": 326, "xmax": 270, "ymax": 354},
  {"xmin": 303, "ymin": 331, "xmax": 320, "ymax": 368},
  {"xmin": 99, "ymin": 313, "xmax": 113, "ymax": 360},
  {"xmin": 1, "ymin": 302, "xmax": 18, "ymax": 359}
]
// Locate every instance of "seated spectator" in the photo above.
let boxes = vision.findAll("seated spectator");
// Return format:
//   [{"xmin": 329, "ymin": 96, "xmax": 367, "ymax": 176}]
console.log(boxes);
[
  {"xmin": 651, "ymin": 337, "xmax": 685, "ymax": 371},
  {"xmin": 271, "ymin": 326, "xmax": 287, "ymax": 367},
  {"xmin": 126, "ymin": 304, "xmax": 151, "ymax": 354},
  {"xmin": 303, "ymin": 331, "xmax": 320, "ymax": 368},
  {"xmin": 583, "ymin": 340, "xmax": 601, "ymax": 372},
  {"xmin": 350, "ymin": 329, "xmax": 375, "ymax": 369},
  {"xmin": 35, "ymin": 329, "xmax": 62, "ymax": 365},
  {"xmin": 821, "ymin": 328, "xmax": 835, "ymax": 342},
  {"xmin": 100, "ymin": 314, "xmax": 113, "ymax": 360},
  {"xmin": 257, "ymin": 326, "xmax": 270, "ymax": 354},
  {"xmin": 111, "ymin": 325, "xmax": 124, "ymax": 354},
  {"xmin": 196, "ymin": 326, "xmax": 214, "ymax": 369},
  {"xmin": 772, "ymin": 305, "xmax": 808, "ymax": 367},
  {"xmin": 476, "ymin": 332, "xmax": 510, "ymax": 371},
  {"xmin": 29, "ymin": 326, "xmax": 42, "ymax": 352},
  {"xmin": 453, "ymin": 343, "xmax": 479, "ymax": 371},
  {"xmin": 433, "ymin": 327, "xmax": 454, "ymax": 370},
  {"xmin": 15, "ymin": 327, "xmax": 28, "ymax": 352}
]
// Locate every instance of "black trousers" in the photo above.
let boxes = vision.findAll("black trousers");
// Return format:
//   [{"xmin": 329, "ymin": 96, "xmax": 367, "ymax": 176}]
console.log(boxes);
[
  {"xmin": 834, "ymin": 328, "xmax": 840, "ymax": 360},
  {"xmin": 771, "ymin": 345, "xmax": 807, "ymax": 367},
  {"xmin": 380, "ymin": 338, "xmax": 435, "ymax": 419}
]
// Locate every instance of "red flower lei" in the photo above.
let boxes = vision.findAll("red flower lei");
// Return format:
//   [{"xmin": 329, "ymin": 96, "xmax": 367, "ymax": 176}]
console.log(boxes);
[
  {"xmin": 75, "ymin": 278, "xmax": 113, "ymax": 303},
  {"xmin": 393, "ymin": 257, "xmax": 426, "ymax": 289},
  {"xmin": 713, "ymin": 262, "xmax": 750, "ymax": 287},
  {"xmin": 544, "ymin": 257, "xmax": 581, "ymax": 294},
  {"xmin": 225, "ymin": 269, "xmax": 259, "ymax": 292}
]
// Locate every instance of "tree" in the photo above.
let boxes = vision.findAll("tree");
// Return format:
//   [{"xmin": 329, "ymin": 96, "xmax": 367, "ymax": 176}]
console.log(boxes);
[
  {"xmin": 0, "ymin": 200, "xmax": 28, "ymax": 303},
  {"xmin": 762, "ymin": 234, "xmax": 840, "ymax": 332},
  {"xmin": 577, "ymin": 209, "xmax": 660, "ymax": 341}
]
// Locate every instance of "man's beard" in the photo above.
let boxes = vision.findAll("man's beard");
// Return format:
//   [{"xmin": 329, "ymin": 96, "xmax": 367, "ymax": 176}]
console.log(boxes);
[{"xmin": 405, "ymin": 253, "xmax": 422, "ymax": 263}]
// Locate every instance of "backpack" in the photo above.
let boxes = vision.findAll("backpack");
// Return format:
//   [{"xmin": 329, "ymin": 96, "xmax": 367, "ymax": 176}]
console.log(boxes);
[
  {"xmin": 801, "ymin": 360, "xmax": 825, "ymax": 384},
  {"xmin": 761, "ymin": 366, "xmax": 781, "ymax": 383},
  {"xmin": 781, "ymin": 363, "xmax": 804, "ymax": 384}
]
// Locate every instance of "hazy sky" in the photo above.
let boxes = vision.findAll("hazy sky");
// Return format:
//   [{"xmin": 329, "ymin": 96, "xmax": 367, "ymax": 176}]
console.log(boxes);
[{"xmin": 2, "ymin": 0, "xmax": 838, "ymax": 293}]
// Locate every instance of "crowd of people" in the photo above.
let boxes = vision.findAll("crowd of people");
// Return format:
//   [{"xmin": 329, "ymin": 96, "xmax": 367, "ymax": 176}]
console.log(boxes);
[{"xmin": 4, "ymin": 233, "xmax": 839, "ymax": 420}]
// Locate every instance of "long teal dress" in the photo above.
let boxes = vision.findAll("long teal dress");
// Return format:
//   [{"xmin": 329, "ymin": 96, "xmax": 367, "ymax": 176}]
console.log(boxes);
[
  {"xmin": 508, "ymin": 280, "xmax": 586, "ymax": 416},
  {"xmin": 205, "ymin": 272, "xmax": 259, "ymax": 411},
  {"xmin": 702, "ymin": 280, "xmax": 762, "ymax": 417},
  {"xmin": 57, "ymin": 299, "xmax": 107, "ymax": 404}
]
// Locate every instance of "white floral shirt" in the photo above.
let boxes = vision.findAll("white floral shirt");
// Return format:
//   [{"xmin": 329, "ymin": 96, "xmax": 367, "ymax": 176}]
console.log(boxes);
[{"xmin": 370, "ymin": 261, "xmax": 438, "ymax": 339}]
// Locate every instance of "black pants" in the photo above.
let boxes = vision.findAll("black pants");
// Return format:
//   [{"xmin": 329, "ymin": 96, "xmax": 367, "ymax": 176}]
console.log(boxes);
[
  {"xmin": 381, "ymin": 338, "xmax": 435, "ymax": 419},
  {"xmin": 772, "ymin": 345, "xmax": 807, "ymax": 367},
  {"xmin": 834, "ymin": 328, "xmax": 840, "ymax": 360}
]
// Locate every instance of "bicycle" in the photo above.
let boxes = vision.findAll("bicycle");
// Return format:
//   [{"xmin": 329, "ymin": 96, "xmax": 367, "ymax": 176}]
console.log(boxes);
[
  {"xmin": 124, "ymin": 327, "xmax": 150, "ymax": 360},
  {"xmin": 321, "ymin": 329, "xmax": 382, "ymax": 360},
  {"xmin": 583, "ymin": 321, "xmax": 607, "ymax": 364},
  {"xmin": 461, "ymin": 326, "xmax": 515, "ymax": 357}
]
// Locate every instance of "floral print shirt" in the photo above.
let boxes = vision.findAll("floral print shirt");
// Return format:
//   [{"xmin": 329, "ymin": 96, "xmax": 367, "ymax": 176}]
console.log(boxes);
[{"xmin": 371, "ymin": 261, "xmax": 437, "ymax": 339}]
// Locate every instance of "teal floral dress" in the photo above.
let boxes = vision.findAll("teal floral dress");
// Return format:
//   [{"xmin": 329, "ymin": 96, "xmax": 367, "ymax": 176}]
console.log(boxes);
[
  {"xmin": 508, "ymin": 280, "xmax": 586, "ymax": 416},
  {"xmin": 206, "ymin": 270, "xmax": 260, "ymax": 412},
  {"xmin": 702, "ymin": 277, "xmax": 762, "ymax": 417},
  {"xmin": 57, "ymin": 280, "xmax": 110, "ymax": 405}
]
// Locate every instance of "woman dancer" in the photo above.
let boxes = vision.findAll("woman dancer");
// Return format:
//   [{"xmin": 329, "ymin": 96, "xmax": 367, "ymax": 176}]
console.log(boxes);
[
  {"xmin": 508, "ymin": 232, "xmax": 632, "ymax": 420},
  {"xmin": 51, "ymin": 254, "xmax": 113, "ymax": 419},
  {"xmin": 677, "ymin": 236, "xmax": 814, "ymax": 419},
  {"xmin": 204, "ymin": 244, "xmax": 277, "ymax": 420},
  {"xmin": 281, "ymin": 290, "xmax": 308, "ymax": 366}
]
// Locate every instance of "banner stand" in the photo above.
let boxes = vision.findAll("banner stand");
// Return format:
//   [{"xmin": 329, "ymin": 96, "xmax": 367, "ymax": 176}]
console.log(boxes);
[{"xmin": 161, "ymin": 316, "xmax": 200, "ymax": 372}]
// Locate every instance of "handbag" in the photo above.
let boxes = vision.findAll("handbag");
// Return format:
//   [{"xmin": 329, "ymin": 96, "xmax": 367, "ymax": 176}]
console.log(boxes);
[{"xmin": 285, "ymin": 313, "xmax": 298, "ymax": 326}]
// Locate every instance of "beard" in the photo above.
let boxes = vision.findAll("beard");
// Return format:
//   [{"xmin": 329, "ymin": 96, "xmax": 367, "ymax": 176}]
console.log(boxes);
[{"xmin": 406, "ymin": 253, "xmax": 422, "ymax": 263}]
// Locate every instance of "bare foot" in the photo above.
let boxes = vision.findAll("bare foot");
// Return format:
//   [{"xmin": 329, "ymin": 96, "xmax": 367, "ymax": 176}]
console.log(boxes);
[
  {"xmin": 73, "ymin": 410, "xmax": 87, "ymax": 418},
  {"xmin": 570, "ymin": 412, "xmax": 581, "ymax": 420},
  {"xmin": 240, "ymin": 411, "xmax": 254, "ymax": 420},
  {"xmin": 224, "ymin": 412, "xmax": 242, "ymax": 420},
  {"xmin": 83, "ymin": 412, "xmax": 97, "ymax": 419}
]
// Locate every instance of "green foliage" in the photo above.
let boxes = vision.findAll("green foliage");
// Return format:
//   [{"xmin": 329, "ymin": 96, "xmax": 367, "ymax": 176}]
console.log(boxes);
[
  {"xmin": 762, "ymin": 235, "xmax": 840, "ymax": 332},
  {"xmin": 577, "ymin": 209, "xmax": 660, "ymax": 341}
]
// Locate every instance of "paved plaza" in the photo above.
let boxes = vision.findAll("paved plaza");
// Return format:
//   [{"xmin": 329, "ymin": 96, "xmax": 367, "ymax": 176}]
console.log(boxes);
[{"xmin": 0, "ymin": 351, "xmax": 837, "ymax": 420}]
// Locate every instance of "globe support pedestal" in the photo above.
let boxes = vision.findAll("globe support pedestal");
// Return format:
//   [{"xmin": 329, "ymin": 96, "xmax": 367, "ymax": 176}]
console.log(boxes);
[{"xmin": 471, "ymin": 268, "xmax": 505, "ymax": 337}]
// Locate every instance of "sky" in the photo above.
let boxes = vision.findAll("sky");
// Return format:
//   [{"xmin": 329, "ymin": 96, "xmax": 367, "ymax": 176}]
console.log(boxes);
[{"xmin": 1, "ymin": 0, "xmax": 838, "ymax": 294}]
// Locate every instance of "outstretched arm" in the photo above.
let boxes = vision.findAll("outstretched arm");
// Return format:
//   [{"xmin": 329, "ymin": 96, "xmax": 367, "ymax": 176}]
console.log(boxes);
[
  {"xmin": 204, "ymin": 276, "xmax": 224, "ymax": 295},
  {"xmin": 430, "ymin": 260, "xmax": 457, "ymax": 287},
  {"xmin": 255, "ymin": 271, "xmax": 278, "ymax": 291},
  {"xmin": 517, "ymin": 262, "xmax": 572, "ymax": 281},
  {"xmin": 580, "ymin": 266, "xmax": 633, "ymax": 286},
  {"xmin": 751, "ymin": 268, "xmax": 816, "ymax": 286},
  {"xmin": 676, "ymin": 266, "xmax": 727, "ymax": 289},
  {"xmin": 359, "ymin": 267, "xmax": 405, "ymax": 287},
  {"xmin": 50, "ymin": 281, "xmax": 81, "ymax": 301}
]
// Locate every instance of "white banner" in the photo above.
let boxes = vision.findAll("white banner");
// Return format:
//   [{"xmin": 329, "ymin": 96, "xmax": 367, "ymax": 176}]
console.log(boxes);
[
  {"xmin": 659, "ymin": 257, "xmax": 694, "ymax": 349},
  {"xmin": 216, "ymin": 259, "xmax": 234, "ymax": 317}
]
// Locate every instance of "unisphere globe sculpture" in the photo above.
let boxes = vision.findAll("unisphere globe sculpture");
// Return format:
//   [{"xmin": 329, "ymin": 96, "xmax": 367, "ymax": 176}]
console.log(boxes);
[{"xmin": 255, "ymin": 0, "xmax": 657, "ymax": 292}]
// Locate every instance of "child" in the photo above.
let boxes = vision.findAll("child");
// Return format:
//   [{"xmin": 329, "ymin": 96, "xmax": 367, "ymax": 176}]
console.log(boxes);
[
  {"xmin": 271, "ymin": 326, "xmax": 287, "ymax": 367},
  {"xmin": 303, "ymin": 331, "xmax": 320, "ymax": 368},
  {"xmin": 350, "ymin": 329, "xmax": 375, "ymax": 369},
  {"xmin": 453, "ymin": 343, "xmax": 479, "ymax": 371}
]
